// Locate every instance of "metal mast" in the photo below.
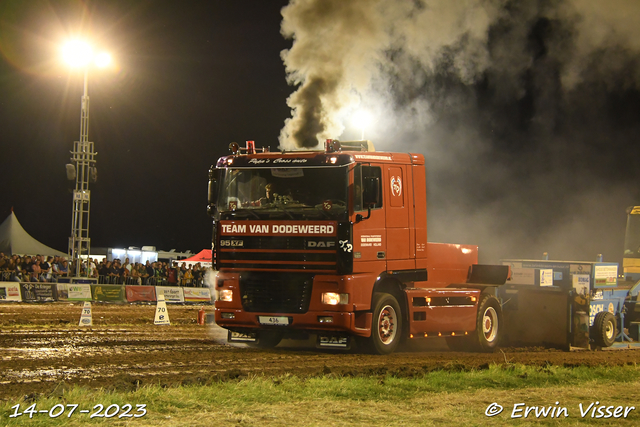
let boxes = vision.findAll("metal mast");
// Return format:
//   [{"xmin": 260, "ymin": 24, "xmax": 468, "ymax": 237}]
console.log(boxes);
[{"xmin": 69, "ymin": 68, "xmax": 96, "ymax": 277}]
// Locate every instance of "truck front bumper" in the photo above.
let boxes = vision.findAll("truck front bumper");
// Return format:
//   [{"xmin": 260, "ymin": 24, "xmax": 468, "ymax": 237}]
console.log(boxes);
[{"xmin": 214, "ymin": 308, "xmax": 370, "ymax": 337}]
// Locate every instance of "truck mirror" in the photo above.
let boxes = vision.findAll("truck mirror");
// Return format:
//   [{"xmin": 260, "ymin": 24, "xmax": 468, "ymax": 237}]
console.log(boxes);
[
  {"xmin": 362, "ymin": 176, "xmax": 380, "ymax": 207},
  {"xmin": 207, "ymin": 166, "xmax": 218, "ymax": 216}
]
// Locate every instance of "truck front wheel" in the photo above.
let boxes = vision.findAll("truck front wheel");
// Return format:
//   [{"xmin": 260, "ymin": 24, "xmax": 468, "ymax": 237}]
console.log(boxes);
[
  {"xmin": 367, "ymin": 292, "xmax": 403, "ymax": 355},
  {"xmin": 470, "ymin": 295, "xmax": 502, "ymax": 352}
]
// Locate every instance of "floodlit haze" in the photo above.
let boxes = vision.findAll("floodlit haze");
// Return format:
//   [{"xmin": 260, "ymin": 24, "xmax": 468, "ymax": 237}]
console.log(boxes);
[{"xmin": 1, "ymin": 0, "xmax": 640, "ymax": 264}]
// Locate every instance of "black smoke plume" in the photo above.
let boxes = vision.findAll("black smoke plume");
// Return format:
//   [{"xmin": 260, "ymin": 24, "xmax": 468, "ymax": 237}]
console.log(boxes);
[{"xmin": 280, "ymin": 0, "xmax": 640, "ymax": 263}]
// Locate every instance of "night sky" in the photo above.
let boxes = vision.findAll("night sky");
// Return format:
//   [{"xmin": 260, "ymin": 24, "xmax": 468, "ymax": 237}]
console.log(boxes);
[{"xmin": 2, "ymin": 0, "xmax": 640, "ymax": 265}]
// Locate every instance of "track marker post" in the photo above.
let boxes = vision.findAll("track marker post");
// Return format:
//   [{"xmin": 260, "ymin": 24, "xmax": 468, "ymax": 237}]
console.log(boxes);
[
  {"xmin": 154, "ymin": 293, "xmax": 171, "ymax": 325},
  {"xmin": 78, "ymin": 301, "xmax": 92, "ymax": 326}
]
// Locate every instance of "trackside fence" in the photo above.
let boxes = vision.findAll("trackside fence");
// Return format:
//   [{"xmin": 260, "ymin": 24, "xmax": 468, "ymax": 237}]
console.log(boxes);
[{"xmin": 0, "ymin": 282, "xmax": 213, "ymax": 304}]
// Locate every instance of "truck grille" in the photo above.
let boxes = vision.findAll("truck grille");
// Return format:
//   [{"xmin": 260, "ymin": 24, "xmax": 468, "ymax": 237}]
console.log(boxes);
[
  {"xmin": 218, "ymin": 236, "xmax": 337, "ymax": 273},
  {"xmin": 240, "ymin": 273, "xmax": 313, "ymax": 314}
]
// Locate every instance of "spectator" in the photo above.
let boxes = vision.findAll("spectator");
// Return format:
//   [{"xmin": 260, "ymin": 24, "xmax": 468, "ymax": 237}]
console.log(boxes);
[
  {"xmin": 192, "ymin": 263, "xmax": 203, "ymax": 287},
  {"xmin": 41, "ymin": 256, "xmax": 52, "ymax": 282},
  {"xmin": 59, "ymin": 260, "xmax": 69, "ymax": 275},
  {"xmin": 31, "ymin": 259, "xmax": 42, "ymax": 282},
  {"xmin": 166, "ymin": 263, "xmax": 178, "ymax": 285},
  {"xmin": 182, "ymin": 265, "xmax": 193, "ymax": 286}
]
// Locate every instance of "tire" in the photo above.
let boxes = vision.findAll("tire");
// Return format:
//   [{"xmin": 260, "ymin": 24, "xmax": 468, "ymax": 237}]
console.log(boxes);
[
  {"xmin": 368, "ymin": 292, "xmax": 403, "ymax": 355},
  {"xmin": 592, "ymin": 311, "xmax": 617, "ymax": 347},
  {"xmin": 469, "ymin": 295, "xmax": 502, "ymax": 352},
  {"xmin": 249, "ymin": 330, "xmax": 283, "ymax": 349}
]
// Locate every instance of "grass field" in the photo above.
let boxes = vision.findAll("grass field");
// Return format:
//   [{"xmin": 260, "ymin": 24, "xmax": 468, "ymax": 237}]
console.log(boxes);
[{"xmin": 1, "ymin": 363, "xmax": 639, "ymax": 426}]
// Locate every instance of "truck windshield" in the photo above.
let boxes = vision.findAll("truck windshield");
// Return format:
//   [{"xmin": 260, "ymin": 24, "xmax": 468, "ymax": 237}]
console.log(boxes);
[{"xmin": 217, "ymin": 166, "xmax": 349, "ymax": 220}]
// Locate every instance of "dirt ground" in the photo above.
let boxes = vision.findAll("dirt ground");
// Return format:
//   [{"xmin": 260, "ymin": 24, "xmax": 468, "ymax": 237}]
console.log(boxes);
[{"xmin": 1, "ymin": 302, "xmax": 639, "ymax": 400}]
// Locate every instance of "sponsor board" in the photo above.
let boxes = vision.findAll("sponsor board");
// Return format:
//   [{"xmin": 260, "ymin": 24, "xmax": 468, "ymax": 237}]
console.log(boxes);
[
  {"xmin": 593, "ymin": 264, "xmax": 618, "ymax": 288},
  {"xmin": 0, "ymin": 284, "xmax": 22, "ymax": 301},
  {"xmin": 573, "ymin": 274, "xmax": 590, "ymax": 296},
  {"xmin": 155, "ymin": 286, "xmax": 185, "ymax": 303},
  {"xmin": 92, "ymin": 285, "xmax": 125, "ymax": 302},
  {"xmin": 510, "ymin": 268, "xmax": 535, "ymax": 285},
  {"xmin": 539, "ymin": 269, "xmax": 554, "ymax": 287},
  {"xmin": 126, "ymin": 285, "xmax": 156, "ymax": 302},
  {"xmin": 183, "ymin": 287, "xmax": 212, "ymax": 302},
  {"xmin": 20, "ymin": 283, "xmax": 57, "ymax": 302},
  {"xmin": 68, "ymin": 285, "xmax": 92, "ymax": 301}
]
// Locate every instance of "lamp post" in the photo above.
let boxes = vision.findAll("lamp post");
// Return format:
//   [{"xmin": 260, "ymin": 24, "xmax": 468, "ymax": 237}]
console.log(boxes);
[{"xmin": 62, "ymin": 41, "xmax": 111, "ymax": 277}]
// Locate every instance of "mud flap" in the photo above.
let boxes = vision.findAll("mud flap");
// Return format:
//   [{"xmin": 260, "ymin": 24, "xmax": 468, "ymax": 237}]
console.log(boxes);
[
  {"xmin": 316, "ymin": 334, "xmax": 351, "ymax": 349},
  {"xmin": 228, "ymin": 330, "xmax": 257, "ymax": 343}
]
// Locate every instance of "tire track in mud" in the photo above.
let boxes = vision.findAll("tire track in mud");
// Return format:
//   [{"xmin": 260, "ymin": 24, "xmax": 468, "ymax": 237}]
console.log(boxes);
[{"xmin": 1, "ymin": 303, "xmax": 639, "ymax": 399}]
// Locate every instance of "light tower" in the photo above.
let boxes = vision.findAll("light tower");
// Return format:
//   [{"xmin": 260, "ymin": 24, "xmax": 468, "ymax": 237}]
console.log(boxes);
[{"xmin": 62, "ymin": 41, "xmax": 111, "ymax": 277}]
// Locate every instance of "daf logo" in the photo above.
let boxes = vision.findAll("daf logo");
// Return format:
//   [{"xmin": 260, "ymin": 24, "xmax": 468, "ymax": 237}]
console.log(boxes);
[
  {"xmin": 320, "ymin": 336, "xmax": 348, "ymax": 345},
  {"xmin": 306, "ymin": 240, "xmax": 335, "ymax": 248}
]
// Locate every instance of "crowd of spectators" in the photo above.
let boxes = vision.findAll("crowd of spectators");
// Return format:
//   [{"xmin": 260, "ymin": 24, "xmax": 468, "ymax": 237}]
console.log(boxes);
[
  {"xmin": 0, "ymin": 253, "xmax": 207, "ymax": 287},
  {"xmin": 95, "ymin": 258, "xmax": 207, "ymax": 287},
  {"xmin": 0, "ymin": 253, "xmax": 68, "ymax": 282}
]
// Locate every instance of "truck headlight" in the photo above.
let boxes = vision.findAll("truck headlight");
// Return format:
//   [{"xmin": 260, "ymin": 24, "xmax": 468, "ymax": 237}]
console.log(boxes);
[
  {"xmin": 219, "ymin": 289, "xmax": 233, "ymax": 302},
  {"xmin": 322, "ymin": 292, "xmax": 349, "ymax": 305}
]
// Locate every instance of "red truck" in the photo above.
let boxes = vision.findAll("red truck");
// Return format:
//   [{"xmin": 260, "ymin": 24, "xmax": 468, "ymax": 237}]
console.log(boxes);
[{"xmin": 208, "ymin": 139, "xmax": 509, "ymax": 354}]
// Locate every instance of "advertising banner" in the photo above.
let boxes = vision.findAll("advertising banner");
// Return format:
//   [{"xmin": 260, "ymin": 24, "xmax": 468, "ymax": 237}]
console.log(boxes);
[
  {"xmin": 68, "ymin": 285, "xmax": 93, "ymax": 301},
  {"xmin": 126, "ymin": 285, "xmax": 156, "ymax": 302},
  {"xmin": 509, "ymin": 268, "xmax": 535, "ymax": 285},
  {"xmin": 539, "ymin": 269, "xmax": 554, "ymax": 287},
  {"xmin": 155, "ymin": 286, "xmax": 184, "ymax": 303},
  {"xmin": 593, "ymin": 264, "xmax": 618, "ymax": 288},
  {"xmin": 0, "ymin": 283, "xmax": 22, "ymax": 301},
  {"xmin": 572, "ymin": 274, "xmax": 590, "ymax": 296},
  {"xmin": 92, "ymin": 285, "xmax": 125, "ymax": 302},
  {"xmin": 20, "ymin": 283, "xmax": 57, "ymax": 302},
  {"xmin": 56, "ymin": 283, "xmax": 68, "ymax": 299},
  {"xmin": 183, "ymin": 287, "xmax": 212, "ymax": 303}
]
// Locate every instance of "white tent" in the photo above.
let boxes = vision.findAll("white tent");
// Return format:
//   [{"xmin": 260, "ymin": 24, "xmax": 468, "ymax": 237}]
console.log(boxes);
[{"xmin": 0, "ymin": 211, "xmax": 67, "ymax": 257}]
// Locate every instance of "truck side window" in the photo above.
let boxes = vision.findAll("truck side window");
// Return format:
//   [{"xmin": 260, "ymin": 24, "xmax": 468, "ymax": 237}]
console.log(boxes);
[{"xmin": 354, "ymin": 165, "xmax": 382, "ymax": 211}]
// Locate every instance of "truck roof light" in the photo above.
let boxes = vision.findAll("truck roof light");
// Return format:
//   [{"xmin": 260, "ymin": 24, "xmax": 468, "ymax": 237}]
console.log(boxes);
[
  {"xmin": 246, "ymin": 140, "xmax": 255, "ymax": 154},
  {"xmin": 324, "ymin": 139, "xmax": 341, "ymax": 153},
  {"xmin": 229, "ymin": 142, "xmax": 240, "ymax": 154}
]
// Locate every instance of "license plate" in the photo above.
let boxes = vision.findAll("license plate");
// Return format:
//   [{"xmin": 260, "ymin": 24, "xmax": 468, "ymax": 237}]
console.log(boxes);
[
  {"xmin": 258, "ymin": 316, "xmax": 290, "ymax": 326},
  {"xmin": 228, "ymin": 331, "xmax": 256, "ymax": 342}
]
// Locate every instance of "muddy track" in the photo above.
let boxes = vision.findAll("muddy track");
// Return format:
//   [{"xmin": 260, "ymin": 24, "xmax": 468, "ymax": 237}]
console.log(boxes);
[{"xmin": 1, "ymin": 303, "xmax": 639, "ymax": 400}]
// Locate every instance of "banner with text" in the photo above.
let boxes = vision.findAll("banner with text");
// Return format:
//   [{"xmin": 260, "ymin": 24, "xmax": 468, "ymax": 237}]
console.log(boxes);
[
  {"xmin": 20, "ymin": 283, "xmax": 57, "ymax": 302},
  {"xmin": 68, "ymin": 284, "xmax": 92, "ymax": 301},
  {"xmin": 155, "ymin": 286, "xmax": 184, "ymax": 303},
  {"xmin": 92, "ymin": 285, "xmax": 125, "ymax": 302},
  {"xmin": 126, "ymin": 285, "xmax": 157, "ymax": 302},
  {"xmin": 0, "ymin": 283, "xmax": 22, "ymax": 301},
  {"xmin": 183, "ymin": 287, "xmax": 212, "ymax": 303}
]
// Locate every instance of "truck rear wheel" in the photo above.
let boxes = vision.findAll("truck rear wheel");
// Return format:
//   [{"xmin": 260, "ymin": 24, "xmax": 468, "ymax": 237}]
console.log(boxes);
[
  {"xmin": 367, "ymin": 292, "xmax": 403, "ymax": 355},
  {"xmin": 592, "ymin": 311, "xmax": 617, "ymax": 347},
  {"xmin": 469, "ymin": 295, "xmax": 502, "ymax": 352}
]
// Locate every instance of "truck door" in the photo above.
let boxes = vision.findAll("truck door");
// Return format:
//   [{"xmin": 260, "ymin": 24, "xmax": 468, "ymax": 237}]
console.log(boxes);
[
  {"xmin": 385, "ymin": 165, "xmax": 411, "ymax": 265},
  {"xmin": 352, "ymin": 164, "xmax": 386, "ymax": 273}
]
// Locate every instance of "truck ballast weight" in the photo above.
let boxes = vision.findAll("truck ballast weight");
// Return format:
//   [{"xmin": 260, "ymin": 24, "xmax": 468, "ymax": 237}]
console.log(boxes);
[{"xmin": 208, "ymin": 139, "xmax": 509, "ymax": 354}]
